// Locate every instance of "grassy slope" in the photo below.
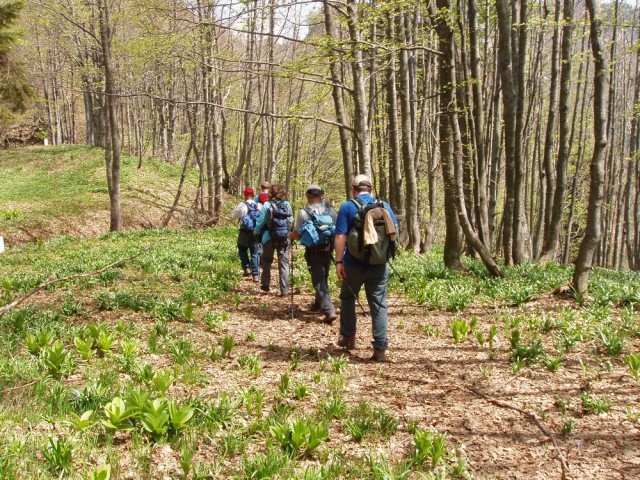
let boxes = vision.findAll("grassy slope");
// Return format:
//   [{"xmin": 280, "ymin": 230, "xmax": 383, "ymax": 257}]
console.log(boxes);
[
  {"xmin": 0, "ymin": 145, "xmax": 200, "ymax": 245},
  {"xmin": 1, "ymin": 148, "xmax": 640, "ymax": 478}
]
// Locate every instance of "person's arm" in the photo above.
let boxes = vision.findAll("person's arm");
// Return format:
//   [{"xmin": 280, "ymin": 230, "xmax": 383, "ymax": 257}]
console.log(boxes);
[
  {"xmin": 290, "ymin": 208, "xmax": 308, "ymax": 240},
  {"xmin": 334, "ymin": 203, "xmax": 349, "ymax": 281},
  {"xmin": 254, "ymin": 202, "xmax": 269, "ymax": 238},
  {"xmin": 231, "ymin": 202, "xmax": 246, "ymax": 221},
  {"xmin": 384, "ymin": 201, "xmax": 400, "ymax": 229},
  {"xmin": 334, "ymin": 234, "xmax": 347, "ymax": 280}
]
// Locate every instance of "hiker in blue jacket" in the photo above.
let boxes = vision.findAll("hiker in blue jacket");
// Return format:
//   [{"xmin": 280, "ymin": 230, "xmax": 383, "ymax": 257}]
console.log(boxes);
[
  {"xmin": 254, "ymin": 184, "xmax": 293, "ymax": 296},
  {"xmin": 231, "ymin": 187, "xmax": 262, "ymax": 282},
  {"xmin": 334, "ymin": 174, "xmax": 399, "ymax": 362},
  {"xmin": 290, "ymin": 184, "xmax": 337, "ymax": 324}
]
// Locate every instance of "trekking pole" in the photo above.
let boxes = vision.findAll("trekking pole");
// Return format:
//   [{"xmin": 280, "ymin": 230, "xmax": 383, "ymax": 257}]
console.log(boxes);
[
  {"xmin": 330, "ymin": 258, "xmax": 370, "ymax": 319},
  {"xmin": 388, "ymin": 260, "xmax": 406, "ymax": 283},
  {"xmin": 290, "ymin": 240, "xmax": 295, "ymax": 321}
]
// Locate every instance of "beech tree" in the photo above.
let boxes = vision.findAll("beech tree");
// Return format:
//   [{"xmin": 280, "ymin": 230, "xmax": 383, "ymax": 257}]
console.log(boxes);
[
  {"xmin": 0, "ymin": 0, "xmax": 34, "ymax": 135},
  {"xmin": 573, "ymin": 0, "xmax": 608, "ymax": 295},
  {"xmin": 11, "ymin": 0, "xmax": 640, "ymax": 289}
]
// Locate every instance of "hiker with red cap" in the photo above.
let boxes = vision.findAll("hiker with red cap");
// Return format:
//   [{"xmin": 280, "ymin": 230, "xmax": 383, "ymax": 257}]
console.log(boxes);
[{"xmin": 231, "ymin": 187, "xmax": 262, "ymax": 282}]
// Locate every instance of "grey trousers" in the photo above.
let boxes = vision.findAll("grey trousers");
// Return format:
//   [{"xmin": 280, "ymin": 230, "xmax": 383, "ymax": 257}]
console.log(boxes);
[
  {"xmin": 261, "ymin": 240, "xmax": 290, "ymax": 295},
  {"xmin": 305, "ymin": 249, "xmax": 335, "ymax": 317},
  {"xmin": 339, "ymin": 263, "xmax": 389, "ymax": 350}
]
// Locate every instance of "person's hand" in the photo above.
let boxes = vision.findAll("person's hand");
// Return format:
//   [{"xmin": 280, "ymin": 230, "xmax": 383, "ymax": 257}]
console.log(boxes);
[{"xmin": 336, "ymin": 262, "xmax": 346, "ymax": 281}]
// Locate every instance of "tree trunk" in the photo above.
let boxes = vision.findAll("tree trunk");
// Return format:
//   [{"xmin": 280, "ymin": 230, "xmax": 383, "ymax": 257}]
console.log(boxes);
[
  {"xmin": 346, "ymin": 0, "xmax": 371, "ymax": 176},
  {"xmin": 384, "ymin": 12, "xmax": 405, "ymax": 233},
  {"xmin": 496, "ymin": 0, "xmax": 517, "ymax": 265},
  {"xmin": 512, "ymin": 0, "xmax": 528, "ymax": 263},
  {"xmin": 467, "ymin": 0, "xmax": 491, "ymax": 249},
  {"xmin": 435, "ymin": 0, "xmax": 503, "ymax": 277},
  {"xmin": 573, "ymin": 0, "xmax": 608, "ymax": 296},
  {"xmin": 99, "ymin": 0, "xmax": 121, "ymax": 232},
  {"xmin": 396, "ymin": 11, "xmax": 420, "ymax": 253},
  {"xmin": 538, "ymin": 0, "xmax": 561, "ymax": 259},
  {"xmin": 541, "ymin": 0, "xmax": 575, "ymax": 262},
  {"xmin": 323, "ymin": 0, "xmax": 354, "ymax": 197}
]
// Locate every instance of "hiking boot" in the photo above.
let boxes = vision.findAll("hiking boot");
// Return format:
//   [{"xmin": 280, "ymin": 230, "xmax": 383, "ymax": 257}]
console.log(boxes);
[
  {"xmin": 337, "ymin": 334, "xmax": 356, "ymax": 350},
  {"xmin": 260, "ymin": 285, "xmax": 270, "ymax": 293},
  {"xmin": 323, "ymin": 312, "xmax": 337, "ymax": 324},
  {"xmin": 308, "ymin": 302, "xmax": 320, "ymax": 312},
  {"xmin": 370, "ymin": 349, "xmax": 387, "ymax": 362},
  {"xmin": 252, "ymin": 275, "xmax": 259, "ymax": 283},
  {"xmin": 243, "ymin": 268, "xmax": 251, "ymax": 277}
]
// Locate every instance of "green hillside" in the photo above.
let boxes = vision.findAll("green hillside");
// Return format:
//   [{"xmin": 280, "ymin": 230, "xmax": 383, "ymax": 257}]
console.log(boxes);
[
  {"xmin": 0, "ymin": 146, "xmax": 201, "ymax": 246},
  {"xmin": 1, "ymin": 149, "xmax": 640, "ymax": 479}
]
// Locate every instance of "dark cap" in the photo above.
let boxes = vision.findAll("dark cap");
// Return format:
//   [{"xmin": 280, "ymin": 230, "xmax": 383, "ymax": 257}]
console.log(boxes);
[{"xmin": 305, "ymin": 184, "xmax": 324, "ymax": 196}]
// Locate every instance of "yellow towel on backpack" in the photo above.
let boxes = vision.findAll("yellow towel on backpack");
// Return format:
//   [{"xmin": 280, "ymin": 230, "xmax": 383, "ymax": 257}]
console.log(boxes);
[{"xmin": 363, "ymin": 208, "xmax": 397, "ymax": 245}]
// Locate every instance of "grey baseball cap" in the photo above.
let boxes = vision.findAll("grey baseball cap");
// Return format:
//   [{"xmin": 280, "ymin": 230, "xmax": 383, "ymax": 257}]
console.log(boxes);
[
  {"xmin": 306, "ymin": 184, "xmax": 324, "ymax": 196},
  {"xmin": 351, "ymin": 174, "xmax": 372, "ymax": 188}
]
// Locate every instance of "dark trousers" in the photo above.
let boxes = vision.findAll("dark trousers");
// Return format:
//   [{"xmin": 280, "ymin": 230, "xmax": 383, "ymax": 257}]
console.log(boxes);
[
  {"xmin": 238, "ymin": 230, "xmax": 259, "ymax": 275},
  {"xmin": 261, "ymin": 240, "xmax": 290, "ymax": 294},
  {"xmin": 339, "ymin": 263, "xmax": 389, "ymax": 350},
  {"xmin": 305, "ymin": 248, "xmax": 335, "ymax": 317}
]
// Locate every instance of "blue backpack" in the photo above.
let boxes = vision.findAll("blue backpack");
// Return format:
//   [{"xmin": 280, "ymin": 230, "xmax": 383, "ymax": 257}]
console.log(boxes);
[
  {"xmin": 240, "ymin": 202, "xmax": 260, "ymax": 232},
  {"xmin": 268, "ymin": 200, "xmax": 291, "ymax": 246},
  {"xmin": 298, "ymin": 206, "xmax": 335, "ymax": 249}
]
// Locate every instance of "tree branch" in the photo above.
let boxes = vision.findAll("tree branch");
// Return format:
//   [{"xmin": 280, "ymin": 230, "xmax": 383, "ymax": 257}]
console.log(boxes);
[
  {"xmin": 0, "ymin": 245, "xmax": 155, "ymax": 318},
  {"xmin": 468, "ymin": 385, "xmax": 569, "ymax": 479}
]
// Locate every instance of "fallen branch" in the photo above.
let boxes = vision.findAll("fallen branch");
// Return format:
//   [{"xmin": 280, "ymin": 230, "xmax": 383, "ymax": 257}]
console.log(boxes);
[
  {"xmin": 0, "ymin": 245, "xmax": 155, "ymax": 318},
  {"xmin": 1, "ymin": 378, "xmax": 41, "ymax": 396},
  {"xmin": 468, "ymin": 385, "xmax": 569, "ymax": 480}
]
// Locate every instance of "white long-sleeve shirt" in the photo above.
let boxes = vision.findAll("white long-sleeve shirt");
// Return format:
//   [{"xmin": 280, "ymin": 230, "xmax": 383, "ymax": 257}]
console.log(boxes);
[{"xmin": 231, "ymin": 199, "xmax": 262, "ymax": 224}]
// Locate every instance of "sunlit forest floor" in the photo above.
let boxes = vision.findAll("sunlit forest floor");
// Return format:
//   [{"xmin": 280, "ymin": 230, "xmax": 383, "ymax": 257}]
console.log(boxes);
[{"xmin": 1, "ymin": 147, "xmax": 639, "ymax": 479}]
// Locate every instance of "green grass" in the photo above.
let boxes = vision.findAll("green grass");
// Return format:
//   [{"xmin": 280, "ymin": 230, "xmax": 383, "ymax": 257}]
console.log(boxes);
[
  {"xmin": 2, "ymin": 147, "xmax": 640, "ymax": 478},
  {"xmin": 0, "ymin": 145, "xmax": 199, "ymax": 243}
]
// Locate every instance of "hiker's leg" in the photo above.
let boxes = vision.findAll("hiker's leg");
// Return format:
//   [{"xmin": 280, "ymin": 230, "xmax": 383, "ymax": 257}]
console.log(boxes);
[
  {"xmin": 277, "ymin": 242, "xmax": 290, "ymax": 295},
  {"xmin": 304, "ymin": 250, "xmax": 318, "ymax": 309},
  {"xmin": 363, "ymin": 264, "xmax": 389, "ymax": 350},
  {"xmin": 339, "ymin": 264, "xmax": 365, "ymax": 336},
  {"xmin": 256, "ymin": 242, "xmax": 263, "ymax": 274},
  {"xmin": 249, "ymin": 239, "xmax": 260, "ymax": 276},
  {"xmin": 237, "ymin": 232, "xmax": 251, "ymax": 271},
  {"xmin": 261, "ymin": 241, "xmax": 274, "ymax": 288},
  {"xmin": 308, "ymin": 251, "xmax": 334, "ymax": 315},
  {"xmin": 238, "ymin": 245, "xmax": 250, "ymax": 271}
]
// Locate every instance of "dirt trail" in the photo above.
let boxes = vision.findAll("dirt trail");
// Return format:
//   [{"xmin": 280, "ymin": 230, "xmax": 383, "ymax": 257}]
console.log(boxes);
[{"xmin": 215, "ymin": 274, "xmax": 640, "ymax": 479}]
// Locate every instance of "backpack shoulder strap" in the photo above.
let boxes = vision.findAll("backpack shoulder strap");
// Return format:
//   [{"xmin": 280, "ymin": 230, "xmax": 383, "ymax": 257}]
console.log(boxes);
[
  {"xmin": 350, "ymin": 197, "xmax": 368, "ymax": 216},
  {"xmin": 303, "ymin": 206, "xmax": 317, "ymax": 220}
]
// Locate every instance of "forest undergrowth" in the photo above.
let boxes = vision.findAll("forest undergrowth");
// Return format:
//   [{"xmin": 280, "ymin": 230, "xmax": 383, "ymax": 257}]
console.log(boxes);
[{"xmin": 1, "ymin": 228, "xmax": 639, "ymax": 479}]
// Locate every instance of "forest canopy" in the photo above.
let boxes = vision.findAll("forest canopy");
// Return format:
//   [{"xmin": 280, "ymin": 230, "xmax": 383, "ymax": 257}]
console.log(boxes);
[{"xmin": 5, "ymin": 0, "xmax": 640, "ymax": 286}]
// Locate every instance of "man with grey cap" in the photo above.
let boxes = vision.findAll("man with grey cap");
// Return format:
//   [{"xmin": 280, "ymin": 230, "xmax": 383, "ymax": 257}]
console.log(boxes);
[
  {"xmin": 290, "ymin": 184, "xmax": 338, "ymax": 324},
  {"xmin": 333, "ymin": 174, "xmax": 399, "ymax": 362}
]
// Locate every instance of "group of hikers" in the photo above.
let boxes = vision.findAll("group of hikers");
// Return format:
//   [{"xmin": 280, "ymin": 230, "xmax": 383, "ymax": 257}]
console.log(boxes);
[{"xmin": 231, "ymin": 175, "xmax": 398, "ymax": 362}]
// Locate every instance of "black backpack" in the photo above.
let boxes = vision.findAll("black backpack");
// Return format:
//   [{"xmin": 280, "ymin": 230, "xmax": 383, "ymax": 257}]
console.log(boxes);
[
  {"xmin": 346, "ymin": 198, "xmax": 397, "ymax": 265},
  {"xmin": 268, "ymin": 200, "xmax": 291, "ymax": 246}
]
